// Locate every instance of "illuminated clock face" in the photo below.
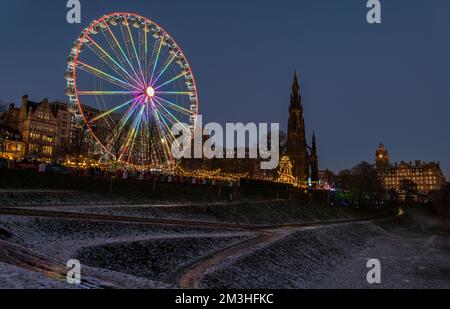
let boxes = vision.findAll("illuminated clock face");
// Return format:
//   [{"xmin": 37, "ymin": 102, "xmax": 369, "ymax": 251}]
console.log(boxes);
[{"xmin": 379, "ymin": 154, "xmax": 384, "ymax": 159}]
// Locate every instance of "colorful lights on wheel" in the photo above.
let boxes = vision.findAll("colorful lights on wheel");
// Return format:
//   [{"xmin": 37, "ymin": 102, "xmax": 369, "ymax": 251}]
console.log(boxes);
[{"xmin": 65, "ymin": 12, "xmax": 199, "ymax": 167}]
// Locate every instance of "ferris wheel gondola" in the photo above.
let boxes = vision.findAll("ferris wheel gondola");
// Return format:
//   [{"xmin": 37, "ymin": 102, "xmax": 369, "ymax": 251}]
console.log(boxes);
[{"xmin": 65, "ymin": 12, "xmax": 199, "ymax": 167}]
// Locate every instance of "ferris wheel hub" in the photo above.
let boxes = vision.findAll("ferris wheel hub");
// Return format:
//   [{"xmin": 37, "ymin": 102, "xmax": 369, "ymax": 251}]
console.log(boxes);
[
  {"xmin": 145, "ymin": 86, "xmax": 155, "ymax": 98},
  {"xmin": 66, "ymin": 12, "xmax": 199, "ymax": 167}
]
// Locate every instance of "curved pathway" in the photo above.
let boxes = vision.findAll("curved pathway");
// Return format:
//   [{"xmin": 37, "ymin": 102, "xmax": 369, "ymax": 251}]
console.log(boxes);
[{"xmin": 0, "ymin": 205, "xmax": 401, "ymax": 289}]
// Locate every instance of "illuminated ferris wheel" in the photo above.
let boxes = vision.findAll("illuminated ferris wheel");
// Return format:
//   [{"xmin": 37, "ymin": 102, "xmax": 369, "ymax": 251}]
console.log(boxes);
[{"xmin": 65, "ymin": 13, "xmax": 198, "ymax": 167}]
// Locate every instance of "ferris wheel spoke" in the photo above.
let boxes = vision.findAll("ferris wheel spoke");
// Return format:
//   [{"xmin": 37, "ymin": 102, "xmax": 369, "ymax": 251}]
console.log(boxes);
[
  {"xmin": 154, "ymin": 70, "xmax": 190, "ymax": 90},
  {"xmin": 149, "ymin": 39, "xmax": 164, "ymax": 85},
  {"xmin": 154, "ymin": 107, "xmax": 176, "ymax": 136},
  {"xmin": 119, "ymin": 24, "xmax": 137, "ymax": 72},
  {"xmin": 155, "ymin": 91, "xmax": 195, "ymax": 96},
  {"xmin": 102, "ymin": 21, "xmax": 144, "ymax": 87},
  {"xmin": 77, "ymin": 90, "xmax": 137, "ymax": 96},
  {"xmin": 77, "ymin": 61, "xmax": 141, "ymax": 92},
  {"xmin": 140, "ymin": 24, "xmax": 149, "ymax": 80},
  {"xmin": 115, "ymin": 97, "xmax": 144, "ymax": 131},
  {"xmin": 151, "ymin": 107, "xmax": 172, "ymax": 160},
  {"xmin": 154, "ymin": 110, "xmax": 173, "ymax": 137},
  {"xmin": 143, "ymin": 24, "xmax": 148, "ymax": 65},
  {"xmin": 145, "ymin": 36, "xmax": 162, "ymax": 85},
  {"xmin": 151, "ymin": 53, "xmax": 177, "ymax": 87},
  {"xmin": 84, "ymin": 43, "xmax": 138, "ymax": 89},
  {"xmin": 112, "ymin": 98, "xmax": 143, "ymax": 159},
  {"xmin": 68, "ymin": 13, "xmax": 198, "ymax": 167},
  {"xmin": 89, "ymin": 96, "xmax": 142, "ymax": 123},
  {"xmin": 154, "ymin": 108, "xmax": 182, "ymax": 148},
  {"xmin": 124, "ymin": 22, "xmax": 146, "ymax": 86},
  {"xmin": 153, "ymin": 95, "xmax": 194, "ymax": 115},
  {"xmin": 105, "ymin": 123, "xmax": 127, "ymax": 157},
  {"xmin": 153, "ymin": 97, "xmax": 190, "ymax": 132},
  {"xmin": 86, "ymin": 35, "xmax": 145, "ymax": 89},
  {"xmin": 125, "ymin": 105, "xmax": 146, "ymax": 163},
  {"xmin": 101, "ymin": 29, "xmax": 139, "ymax": 86},
  {"xmin": 102, "ymin": 98, "xmax": 141, "ymax": 153},
  {"xmin": 119, "ymin": 103, "xmax": 146, "ymax": 161},
  {"xmin": 119, "ymin": 23, "xmax": 146, "ymax": 87},
  {"xmin": 157, "ymin": 109, "xmax": 187, "ymax": 132}
]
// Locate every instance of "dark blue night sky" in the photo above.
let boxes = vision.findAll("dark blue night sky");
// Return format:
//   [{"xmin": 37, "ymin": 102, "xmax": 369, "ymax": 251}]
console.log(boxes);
[{"xmin": 1, "ymin": 0, "xmax": 449, "ymax": 178}]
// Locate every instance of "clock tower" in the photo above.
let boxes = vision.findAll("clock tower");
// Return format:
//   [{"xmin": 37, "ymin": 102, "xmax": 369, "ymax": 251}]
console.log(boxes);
[{"xmin": 375, "ymin": 143, "xmax": 389, "ymax": 172}]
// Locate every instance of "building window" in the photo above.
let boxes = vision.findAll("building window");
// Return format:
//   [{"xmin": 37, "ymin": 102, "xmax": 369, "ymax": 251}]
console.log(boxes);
[
  {"xmin": 42, "ymin": 135, "xmax": 54, "ymax": 143},
  {"xmin": 37, "ymin": 112, "xmax": 50, "ymax": 121},
  {"xmin": 42, "ymin": 146, "xmax": 53, "ymax": 156},
  {"xmin": 62, "ymin": 121, "xmax": 67, "ymax": 128},
  {"xmin": 62, "ymin": 129, "xmax": 67, "ymax": 135},
  {"xmin": 29, "ymin": 144, "xmax": 39, "ymax": 153},
  {"xmin": 30, "ymin": 132, "xmax": 40, "ymax": 141},
  {"xmin": 63, "ymin": 113, "xmax": 68, "ymax": 119}
]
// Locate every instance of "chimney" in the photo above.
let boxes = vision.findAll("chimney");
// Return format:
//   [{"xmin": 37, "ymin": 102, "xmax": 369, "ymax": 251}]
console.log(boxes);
[{"xmin": 22, "ymin": 95, "xmax": 29, "ymax": 105}]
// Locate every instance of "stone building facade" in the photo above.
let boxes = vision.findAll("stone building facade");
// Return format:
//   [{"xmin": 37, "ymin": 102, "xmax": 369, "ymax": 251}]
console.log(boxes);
[
  {"xmin": 375, "ymin": 143, "xmax": 446, "ymax": 200},
  {"xmin": 0, "ymin": 95, "xmax": 72, "ymax": 163}
]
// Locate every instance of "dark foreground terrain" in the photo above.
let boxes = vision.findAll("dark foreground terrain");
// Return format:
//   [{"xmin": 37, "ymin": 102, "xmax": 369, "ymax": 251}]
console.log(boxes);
[{"xmin": 0, "ymin": 171, "xmax": 448, "ymax": 289}]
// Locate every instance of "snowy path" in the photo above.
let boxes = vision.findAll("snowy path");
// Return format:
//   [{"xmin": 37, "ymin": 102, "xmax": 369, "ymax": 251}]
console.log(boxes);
[
  {"xmin": 176, "ymin": 210, "xmax": 402, "ymax": 288},
  {"xmin": 0, "ymin": 206, "xmax": 400, "ymax": 289},
  {"xmin": 0, "ymin": 240, "xmax": 118, "ymax": 289},
  {"xmin": 0, "ymin": 199, "xmax": 283, "ymax": 209},
  {"xmin": 0, "ymin": 207, "xmax": 399, "ymax": 231}
]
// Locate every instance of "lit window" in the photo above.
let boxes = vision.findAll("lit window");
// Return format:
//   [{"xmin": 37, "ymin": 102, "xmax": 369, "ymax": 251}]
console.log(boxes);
[
  {"xmin": 29, "ymin": 144, "xmax": 39, "ymax": 153},
  {"xmin": 42, "ymin": 146, "xmax": 53, "ymax": 156},
  {"xmin": 42, "ymin": 135, "xmax": 54, "ymax": 143}
]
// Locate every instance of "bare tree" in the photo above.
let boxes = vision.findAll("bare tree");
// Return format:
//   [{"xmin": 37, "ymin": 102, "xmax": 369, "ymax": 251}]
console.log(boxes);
[
  {"xmin": 109, "ymin": 128, "xmax": 127, "ymax": 166},
  {"xmin": 69, "ymin": 122, "xmax": 90, "ymax": 174},
  {"xmin": 336, "ymin": 162, "xmax": 385, "ymax": 206},
  {"xmin": 94, "ymin": 123, "xmax": 128, "ymax": 191},
  {"xmin": 0, "ymin": 101, "xmax": 8, "ymax": 126},
  {"xmin": 0, "ymin": 100, "xmax": 8, "ymax": 112}
]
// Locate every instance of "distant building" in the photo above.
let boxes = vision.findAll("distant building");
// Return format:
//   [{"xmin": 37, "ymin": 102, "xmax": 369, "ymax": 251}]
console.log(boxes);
[
  {"xmin": 0, "ymin": 125, "xmax": 25, "ymax": 160},
  {"xmin": 0, "ymin": 95, "xmax": 73, "ymax": 163},
  {"xmin": 285, "ymin": 72, "xmax": 319, "ymax": 187},
  {"xmin": 375, "ymin": 143, "xmax": 446, "ymax": 201}
]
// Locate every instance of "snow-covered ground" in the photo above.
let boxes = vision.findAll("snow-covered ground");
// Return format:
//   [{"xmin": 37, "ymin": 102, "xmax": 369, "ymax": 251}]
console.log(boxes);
[
  {"xmin": 201, "ymin": 222, "xmax": 386, "ymax": 288},
  {"xmin": 0, "ymin": 262, "xmax": 75, "ymax": 289},
  {"xmin": 77, "ymin": 234, "xmax": 252, "ymax": 282},
  {"xmin": 0, "ymin": 189, "xmax": 392, "ymax": 225},
  {"xmin": 320, "ymin": 208, "xmax": 450, "ymax": 288},
  {"xmin": 201, "ymin": 210, "xmax": 450, "ymax": 289},
  {"xmin": 0, "ymin": 190, "xmax": 147, "ymax": 207},
  {"xmin": 0, "ymin": 215, "xmax": 251, "ymax": 288},
  {"xmin": 4, "ymin": 201, "xmax": 389, "ymax": 226},
  {"xmin": 0, "ymin": 195, "xmax": 447, "ymax": 289}
]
